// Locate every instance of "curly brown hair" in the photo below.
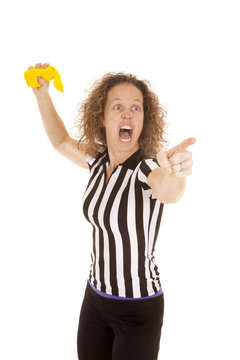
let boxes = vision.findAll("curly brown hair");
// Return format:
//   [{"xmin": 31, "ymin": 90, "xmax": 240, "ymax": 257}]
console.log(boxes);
[{"xmin": 71, "ymin": 72, "xmax": 168, "ymax": 158}]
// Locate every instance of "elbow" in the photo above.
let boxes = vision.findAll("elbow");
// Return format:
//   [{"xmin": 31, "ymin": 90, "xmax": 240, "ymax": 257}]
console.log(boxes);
[{"xmin": 54, "ymin": 136, "xmax": 69, "ymax": 154}]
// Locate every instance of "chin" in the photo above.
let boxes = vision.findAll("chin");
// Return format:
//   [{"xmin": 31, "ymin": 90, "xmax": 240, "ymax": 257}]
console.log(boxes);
[{"xmin": 118, "ymin": 141, "xmax": 139, "ymax": 154}]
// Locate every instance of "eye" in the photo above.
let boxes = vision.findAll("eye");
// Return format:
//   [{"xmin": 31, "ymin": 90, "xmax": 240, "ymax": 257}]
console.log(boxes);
[
  {"xmin": 132, "ymin": 105, "xmax": 140, "ymax": 111},
  {"xmin": 114, "ymin": 105, "xmax": 121, "ymax": 110}
]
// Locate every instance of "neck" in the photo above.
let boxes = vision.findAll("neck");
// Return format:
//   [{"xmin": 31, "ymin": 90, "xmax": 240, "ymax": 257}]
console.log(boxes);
[{"xmin": 107, "ymin": 146, "xmax": 139, "ymax": 170}]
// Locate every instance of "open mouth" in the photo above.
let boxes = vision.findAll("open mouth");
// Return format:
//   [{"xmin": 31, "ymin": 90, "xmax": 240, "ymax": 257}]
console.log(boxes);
[{"xmin": 119, "ymin": 125, "xmax": 133, "ymax": 142}]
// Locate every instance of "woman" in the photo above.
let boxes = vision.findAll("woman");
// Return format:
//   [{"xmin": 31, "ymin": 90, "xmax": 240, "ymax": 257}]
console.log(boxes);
[{"xmin": 28, "ymin": 62, "xmax": 195, "ymax": 360}]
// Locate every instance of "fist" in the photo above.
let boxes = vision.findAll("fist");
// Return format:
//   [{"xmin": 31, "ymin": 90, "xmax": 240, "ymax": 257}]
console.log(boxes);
[{"xmin": 28, "ymin": 62, "xmax": 50, "ymax": 96}]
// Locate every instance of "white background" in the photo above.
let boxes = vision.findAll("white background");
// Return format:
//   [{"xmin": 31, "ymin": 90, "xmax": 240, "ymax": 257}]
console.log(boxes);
[{"xmin": 1, "ymin": 0, "xmax": 239, "ymax": 359}]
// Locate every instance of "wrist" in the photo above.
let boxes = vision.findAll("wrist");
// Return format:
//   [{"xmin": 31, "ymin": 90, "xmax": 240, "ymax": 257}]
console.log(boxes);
[{"xmin": 35, "ymin": 91, "xmax": 51, "ymax": 103}]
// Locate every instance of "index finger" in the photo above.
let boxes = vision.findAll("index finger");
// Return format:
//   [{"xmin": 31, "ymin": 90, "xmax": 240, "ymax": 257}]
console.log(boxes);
[{"xmin": 167, "ymin": 137, "xmax": 196, "ymax": 157}]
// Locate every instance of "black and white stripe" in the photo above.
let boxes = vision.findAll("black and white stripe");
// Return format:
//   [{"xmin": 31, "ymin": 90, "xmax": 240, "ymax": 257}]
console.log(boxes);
[{"xmin": 82, "ymin": 148, "xmax": 164, "ymax": 298}]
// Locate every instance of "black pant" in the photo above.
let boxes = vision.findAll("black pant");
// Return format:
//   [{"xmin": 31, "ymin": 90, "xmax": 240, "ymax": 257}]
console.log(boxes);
[{"xmin": 77, "ymin": 281, "xmax": 164, "ymax": 360}]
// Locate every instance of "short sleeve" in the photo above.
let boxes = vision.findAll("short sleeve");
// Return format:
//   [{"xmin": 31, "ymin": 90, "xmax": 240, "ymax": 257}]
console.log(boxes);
[{"xmin": 138, "ymin": 158, "xmax": 160, "ymax": 197}]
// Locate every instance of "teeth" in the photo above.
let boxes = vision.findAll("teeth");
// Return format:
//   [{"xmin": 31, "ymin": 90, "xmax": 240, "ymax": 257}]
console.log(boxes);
[
  {"xmin": 120, "ymin": 125, "xmax": 132, "ymax": 130},
  {"xmin": 120, "ymin": 138, "xmax": 131, "ymax": 142}
]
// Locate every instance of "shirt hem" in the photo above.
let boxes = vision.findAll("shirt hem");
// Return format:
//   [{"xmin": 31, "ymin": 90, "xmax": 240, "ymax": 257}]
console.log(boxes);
[{"xmin": 88, "ymin": 280, "xmax": 163, "ymax": 300}]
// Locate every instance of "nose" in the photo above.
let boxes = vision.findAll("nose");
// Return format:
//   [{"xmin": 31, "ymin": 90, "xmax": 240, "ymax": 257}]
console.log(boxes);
[{"xmin": 121, "ymin": 111, "xmax": 132, "ymax": 120}]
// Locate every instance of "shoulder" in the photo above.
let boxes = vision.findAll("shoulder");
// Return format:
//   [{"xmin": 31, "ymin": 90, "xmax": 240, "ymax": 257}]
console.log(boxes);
[
  {"xmin": 85, "ymin": 147, "xmax": 108, "ymax": 169},
  {"xmin": 135, "ymin": 155, "xmax": 163, "ymax": 200},
  {"xmin": 137, "ymin": 155, "xmax": 160, "ymax": 182}
]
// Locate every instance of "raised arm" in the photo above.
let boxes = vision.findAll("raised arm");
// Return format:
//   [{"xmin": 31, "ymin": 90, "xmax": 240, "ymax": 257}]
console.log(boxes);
[{"xmin": 29, "ymin": 62, "xmax": 88, "ymax": 169}]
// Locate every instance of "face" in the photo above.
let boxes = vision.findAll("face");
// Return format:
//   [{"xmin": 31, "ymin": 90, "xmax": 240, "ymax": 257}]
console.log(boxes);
[{"xmin": 103, "ymin": 83, "xmax": 144, "ymax": 155}]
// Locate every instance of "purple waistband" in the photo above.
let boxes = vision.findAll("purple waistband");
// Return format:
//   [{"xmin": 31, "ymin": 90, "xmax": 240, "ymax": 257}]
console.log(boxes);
[{"xmin": 88, "ymin": 280, "xmax": 163, "ymax": 300}]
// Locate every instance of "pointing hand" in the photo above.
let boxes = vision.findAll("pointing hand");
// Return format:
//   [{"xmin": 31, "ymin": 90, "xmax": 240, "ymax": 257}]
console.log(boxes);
[{"xmin": 157, "ymin": 138, "xmax": 196, "ymax": 178}]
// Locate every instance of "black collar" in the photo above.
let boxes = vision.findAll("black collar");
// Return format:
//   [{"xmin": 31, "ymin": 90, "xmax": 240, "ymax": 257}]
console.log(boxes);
[{"xmin": 101, "ymin": 148, "xmax": 147, "ymax": 170}]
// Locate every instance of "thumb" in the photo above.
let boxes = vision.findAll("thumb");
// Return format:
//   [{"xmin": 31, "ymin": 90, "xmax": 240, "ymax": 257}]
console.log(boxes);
[{"xmin": 37, "ymin": 76, "xmax": 49, "ymax": 87}]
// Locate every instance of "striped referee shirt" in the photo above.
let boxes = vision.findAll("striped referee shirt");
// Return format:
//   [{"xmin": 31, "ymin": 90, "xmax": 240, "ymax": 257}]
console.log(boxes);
[{"xmin": 82, "ymin": 147, "xmax": 164, "ymax": 299}]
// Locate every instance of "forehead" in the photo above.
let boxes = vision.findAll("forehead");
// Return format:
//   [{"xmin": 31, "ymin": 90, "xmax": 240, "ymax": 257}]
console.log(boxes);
[{"xmin": 107, "ymin": 83, "xmax": 143, "ymax": 103}]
